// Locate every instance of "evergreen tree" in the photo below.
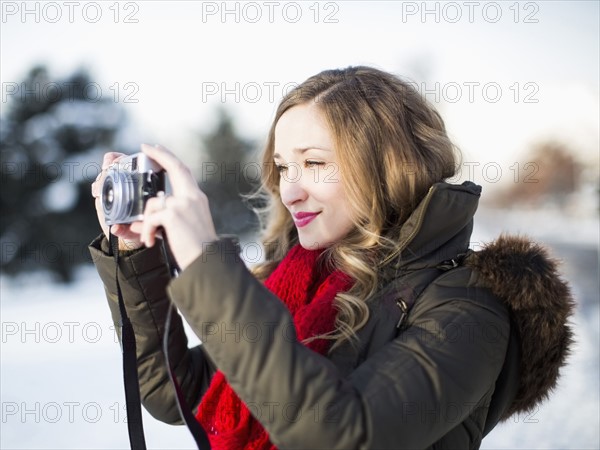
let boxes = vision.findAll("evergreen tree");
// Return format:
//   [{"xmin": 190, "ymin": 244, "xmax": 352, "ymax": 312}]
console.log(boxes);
[
  {"xmin": 1, "ymin": 65, "xmax": 132, "ymax": 282},
  {"xmin": 198, "ymin": 108, "xmax": 260, "ymax": 236}
]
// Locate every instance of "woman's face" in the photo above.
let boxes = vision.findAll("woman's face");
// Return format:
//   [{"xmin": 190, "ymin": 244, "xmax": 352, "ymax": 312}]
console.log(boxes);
[{"xmin": 274, "ymin": 102, "xmax": 355, "ymax": 250}]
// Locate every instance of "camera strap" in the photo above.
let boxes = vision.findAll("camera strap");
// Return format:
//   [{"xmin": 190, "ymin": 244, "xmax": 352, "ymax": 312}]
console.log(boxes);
[
  {"xmin": 161, "ymin": 234, "xmax": 211, "ymax": 449},
  {"xmin": 109, "ymin": 230, "xmax": 211, "ymax": 449},
  {"xmin": 109, "ymin": 230, "xmax": 147, "ymax": 450},
  {"xmin": 163, "ymin": 303, "xmax": 212, "ymax": 448}
]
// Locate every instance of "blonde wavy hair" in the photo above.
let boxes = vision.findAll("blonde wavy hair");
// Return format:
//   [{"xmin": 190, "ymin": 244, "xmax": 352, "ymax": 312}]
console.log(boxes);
[{"xmin": 252, "ymin": 66, "xmax": 458, "ymax": 351}]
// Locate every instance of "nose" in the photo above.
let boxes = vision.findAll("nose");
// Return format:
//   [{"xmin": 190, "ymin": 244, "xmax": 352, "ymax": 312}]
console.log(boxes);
[{"xmin": 279, "ymin": 170, "xmax": 308, "ymax": 207}]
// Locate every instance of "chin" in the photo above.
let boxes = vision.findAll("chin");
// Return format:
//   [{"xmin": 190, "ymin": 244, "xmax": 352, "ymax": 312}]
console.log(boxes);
[{"xmin": 298, "ymin": 235, "xmax": 330, "ymax": 250}]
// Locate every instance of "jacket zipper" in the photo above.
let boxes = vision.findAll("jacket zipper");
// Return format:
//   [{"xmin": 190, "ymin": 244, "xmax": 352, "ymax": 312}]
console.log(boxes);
[{"xmin": 395, "ymin": 298, "xmax": 408, "ymax": 329}]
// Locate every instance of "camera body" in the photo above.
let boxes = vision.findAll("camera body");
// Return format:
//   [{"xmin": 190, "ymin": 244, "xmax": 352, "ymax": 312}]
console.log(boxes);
[{"xmin": 101, "ymin": 153, "xmax": 165, "ymax": 226}]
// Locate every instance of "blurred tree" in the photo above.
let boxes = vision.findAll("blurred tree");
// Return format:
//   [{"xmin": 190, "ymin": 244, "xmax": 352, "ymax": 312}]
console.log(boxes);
[
  {"xmin": 197, "ymin": 108, "xmax": 260, "ymax": 236},
  {"xmin": 1, "ymin": 65, "xmax": 132, "ymax": 282},
  {"xmin": 491, "ymin": 141, "xmax": 583, "ymax": 209}
]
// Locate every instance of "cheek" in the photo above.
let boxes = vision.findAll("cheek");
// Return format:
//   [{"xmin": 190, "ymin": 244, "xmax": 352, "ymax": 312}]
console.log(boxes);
[
  {"xmin": 326, "ymin": 184, "xmax": 354, "ymax": 227},
  {"xmin": 317, "ymin": 178, "xmax": 345, "ymax": 204},
  {"xmin": 337, "ymin": 203, "xmax": 355, "ymax": 233}
]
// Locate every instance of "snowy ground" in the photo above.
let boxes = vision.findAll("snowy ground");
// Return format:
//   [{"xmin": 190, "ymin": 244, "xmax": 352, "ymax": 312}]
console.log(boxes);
[{"xmin": 1, "ymin": 208, "xmax": 598, "ymax": 449}]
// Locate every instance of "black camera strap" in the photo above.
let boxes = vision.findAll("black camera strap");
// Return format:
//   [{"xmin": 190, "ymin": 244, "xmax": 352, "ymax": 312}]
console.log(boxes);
[
  {"xmin": 161, "ymin": 234, "xmax": 211, "ymax": 449},
  {"xmin": 109, "ymin": 229, "xmax": 211, "ymax": 449},
  {"xmin": 109, "ymin": 230, "xmax": 147, "ymax": 450},
  {"xmin": 163, "ymin": 303, "xmax": 212, "ymax": 449}
]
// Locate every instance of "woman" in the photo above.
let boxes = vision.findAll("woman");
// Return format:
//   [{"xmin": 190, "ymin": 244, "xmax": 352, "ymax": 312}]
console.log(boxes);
[{"xmin": 90, "ymin": 66, "xmax": 574, "ymax": 449}]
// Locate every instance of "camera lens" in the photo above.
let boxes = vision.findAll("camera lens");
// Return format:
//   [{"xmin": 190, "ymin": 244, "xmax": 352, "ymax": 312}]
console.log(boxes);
[
  {"xmin": 102, "ymin": 178, "xmax": 114, "ymax": 212},
  {"xmin": 102, "ymin": 170, "xmax": 133, "ymax": 224}
]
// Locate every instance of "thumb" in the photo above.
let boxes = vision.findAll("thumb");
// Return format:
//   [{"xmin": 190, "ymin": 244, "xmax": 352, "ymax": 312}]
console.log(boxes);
[{"xmin": 102, "ymin": 152, "xmax": 125, "ymax": 169}]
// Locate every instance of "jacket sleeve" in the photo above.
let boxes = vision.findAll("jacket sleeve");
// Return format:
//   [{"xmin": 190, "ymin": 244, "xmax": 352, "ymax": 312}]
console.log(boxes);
[
  {"xmin": 89, "ymin": 234, "xmax": 216, "ymax": 424},
  {"xmin": 167, "ymin": 239, "xmax": 510, "ymax": 449}
]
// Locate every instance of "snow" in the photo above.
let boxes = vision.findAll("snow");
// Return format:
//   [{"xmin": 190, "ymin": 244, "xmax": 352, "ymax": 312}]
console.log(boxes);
[
  {"xmin": 1, "ymin": 209, "xmax": 598, "ymax": 449},
  {"xmin": 474, "ymin": 206, "xmax": 600, "ymax": 448},
  {"xmin": 0, "ymin": 266, "xmax": 197, "ymax": 449}
]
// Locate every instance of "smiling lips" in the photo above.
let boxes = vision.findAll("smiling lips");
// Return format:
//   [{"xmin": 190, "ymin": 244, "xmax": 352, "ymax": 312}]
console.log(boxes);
[{"xmin": 293, "ymin": 211, "xmax": 321, "ymax": 228}]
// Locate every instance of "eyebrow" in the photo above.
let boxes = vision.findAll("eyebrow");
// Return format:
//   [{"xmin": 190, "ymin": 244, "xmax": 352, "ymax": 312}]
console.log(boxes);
[{"xmin": 273, "ymin": 146, "xmax": 331, "ymax": 159}]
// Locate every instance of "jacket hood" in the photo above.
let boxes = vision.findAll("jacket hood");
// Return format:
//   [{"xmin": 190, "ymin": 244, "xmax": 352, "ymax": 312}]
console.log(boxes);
[
  {"xmin": 466, "ymin": 234, "xmax": 575, "ymax": 420},
  {"xmin": 394, "ymin": 181, "xmax": 482, "ymax": 270},
  {"xmin": 397, "ymin": 181, "xmax": 575, "ymax": 422}
]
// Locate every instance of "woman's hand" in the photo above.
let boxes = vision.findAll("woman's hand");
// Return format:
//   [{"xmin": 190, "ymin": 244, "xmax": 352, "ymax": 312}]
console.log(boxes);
[
  {"xmin": 91, "ymin": 152, "xmax": 144, "ymax": 251},
  {"xmin": 131, "ymin": 144, "xmax": 218, "ymax": 271}
]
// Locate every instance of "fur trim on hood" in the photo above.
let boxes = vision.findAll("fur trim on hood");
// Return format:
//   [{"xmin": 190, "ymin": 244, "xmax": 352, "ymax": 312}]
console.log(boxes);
[{"xmin": 466, "ymin": 234, "xmax": 576, "ymax": 419}]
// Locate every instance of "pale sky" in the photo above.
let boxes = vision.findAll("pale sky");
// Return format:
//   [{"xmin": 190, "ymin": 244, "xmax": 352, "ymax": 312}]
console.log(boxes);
[{"xmin": 2, "ymin": 1, "xmax": 599, "ymax": 188}]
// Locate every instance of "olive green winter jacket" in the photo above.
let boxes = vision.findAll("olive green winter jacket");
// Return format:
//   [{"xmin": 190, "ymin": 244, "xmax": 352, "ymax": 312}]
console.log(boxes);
[{"xmin": 89, "ymin": 181, "xmax": 574, "ymax": 449}]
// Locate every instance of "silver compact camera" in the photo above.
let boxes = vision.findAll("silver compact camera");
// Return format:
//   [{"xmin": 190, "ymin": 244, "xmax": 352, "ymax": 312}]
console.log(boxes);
[{"xmin": 101, "ymin": 153, "xmax": 165, "ymax": 225}]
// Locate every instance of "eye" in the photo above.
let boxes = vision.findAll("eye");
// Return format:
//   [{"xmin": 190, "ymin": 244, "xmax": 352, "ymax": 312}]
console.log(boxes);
[
  {"xmin": 275, "ymin": 163, "xmax": 287, "ymax": 173},
  {"xmin": 304, "ymin": 160, "xmax": 325, "ymax": 168}
]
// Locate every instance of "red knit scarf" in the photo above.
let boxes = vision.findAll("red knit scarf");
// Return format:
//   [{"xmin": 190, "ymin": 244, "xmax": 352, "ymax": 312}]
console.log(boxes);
[{"xmin": 195, "ymin": 244, "xmax": 353, "ymax": 449}]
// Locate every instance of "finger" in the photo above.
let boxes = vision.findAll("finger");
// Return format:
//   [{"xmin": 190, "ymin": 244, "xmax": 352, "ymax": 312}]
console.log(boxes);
[
  {"xmin": 91, "ymin": 168, "xmax": 104, "ymax": 199},
  {"xmin": 140, "ymin": 144, "xmax": 198, "ymax": 196},
  {"xmin": 141, "ymin": 212, "xmax": 165, "ymax": 248},
  {"xmin": 112, "ymin": 224, "xmax": 142, "ymax": 242},
  {"xmin": 91, "ymin": 174, "xmax": 104, "ymax": 198},
  {"xmin": 102, "ymin": 152, "xmax": 126, "ymax": 170},
  {"xmin": 130, "ymin": 221, "xmax": 143, "ymax": 234},
  {"xmin": 92, "ymin": 152, "xmax": 126, "ymax": 197},
  {"xmin": 141, "ymin": 194, "xmax": 171, "ymax": 247}
]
